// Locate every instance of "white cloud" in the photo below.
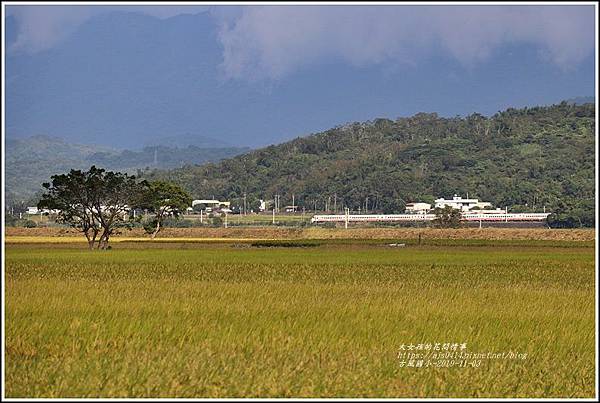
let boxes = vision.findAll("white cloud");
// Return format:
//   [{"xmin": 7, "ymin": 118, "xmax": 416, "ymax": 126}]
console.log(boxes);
[
  {"xmin": 217, "ymin": 5, "xmax": 595, "ymax": 80},
  {"xmin": 7, "ymin": 5, "xmax": 208, "ymax": 52},
  {"xmin": 6, "ymin": 5, "xmax": 595, "ymax": 78},
  {"xmin": 8, "ymin": 6, "xmax": 95, "ymax": 52}
]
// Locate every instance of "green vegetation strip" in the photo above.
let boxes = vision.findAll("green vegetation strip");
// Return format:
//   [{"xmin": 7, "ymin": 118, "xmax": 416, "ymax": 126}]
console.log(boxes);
[{"xmin": 5, "ymin": 235, "xmax": 594, "ymax": 249}]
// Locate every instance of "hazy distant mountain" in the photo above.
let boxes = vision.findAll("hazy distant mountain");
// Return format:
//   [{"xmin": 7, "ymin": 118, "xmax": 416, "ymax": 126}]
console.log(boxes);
[
  {"xmin": 6, "ymin": 11, "xmax": 231, "ymax": 149},
  {"xmin": 564, "ymin": 96, "xmax": 595, "ymax": 105},
  {"xmin": 145, "ymin": 133, "xmax": 232, "ymax": 148},
  {"xmin": 4, "ymin": 14, "xmax": 18, "ymax": 46},
  {"xmin": 5, "ymin": 135, "xmax": 248, "ymax": 201},
  {"xmin": 7, "ymin": 10, "xmax": 595, "ymax": 150},
  {"xmin": 6, "ymin": 11, "xmax": 310, "ymax": 149}
]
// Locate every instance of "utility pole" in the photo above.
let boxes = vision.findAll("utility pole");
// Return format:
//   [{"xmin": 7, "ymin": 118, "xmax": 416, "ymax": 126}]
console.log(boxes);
[
  {"xmin": 345, "ymin": 207, "xmax": 349, "ymax": 229},
  {"xmin": 243, "ymin": 193, "xmax": 247, "ymax": 216},
  {"xmin": 292, "ymin": 193, "xmax": 295, "ymax": 214},
  {"xmin": 272, "ymin": 208, "xmax": 275, "ymax": 225},
  {"xmin": 200, "ymin": 209, "xmax": 203, "ymax": 224},
  {"xmin": 334, "ymin": 194, "xmax": 337, "ymax": 214}
]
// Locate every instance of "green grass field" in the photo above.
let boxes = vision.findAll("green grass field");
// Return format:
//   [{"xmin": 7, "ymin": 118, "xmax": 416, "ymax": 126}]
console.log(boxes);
[{"xmin": 4, "ymin": 239, "xmax": 596, "ymax": 398}]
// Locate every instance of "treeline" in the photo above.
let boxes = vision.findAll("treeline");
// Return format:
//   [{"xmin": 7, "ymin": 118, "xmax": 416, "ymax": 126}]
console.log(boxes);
[
  {"xmin": 143, "ymin": 102, "xmax": 595, "ymax": 227},
  {"xmin": 89, "ymin": 145, "xmax": 249, "ymax": 171}
]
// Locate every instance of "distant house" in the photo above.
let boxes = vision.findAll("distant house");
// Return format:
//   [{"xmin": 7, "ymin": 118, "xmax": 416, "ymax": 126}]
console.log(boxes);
[
  {"xmin": 258, "ymin": 199, "xmax": 267, "ymax": 212},
  {"xmin": 434, "ymin": 194, "xmax": 492, "ymax": 212},
  {"xmin": 405, "ymin": 202, "xmax": 431, "ymax": 214},
  {"xmin": 27, "ymin": 207, "xmax": 60, "ymax": 215},
  {"xmin": 191, "ymin": 199, "xmax": 231, "ymax": 212},
  {"xmin": 284, "ymin": 205, "xmax": 298, "ymax": 213}
]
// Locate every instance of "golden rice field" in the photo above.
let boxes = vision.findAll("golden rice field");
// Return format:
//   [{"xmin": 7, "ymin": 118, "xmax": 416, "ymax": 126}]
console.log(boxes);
[{"xmin": 4, "ymin": 232, "xmax": 597, "ymax": 398}]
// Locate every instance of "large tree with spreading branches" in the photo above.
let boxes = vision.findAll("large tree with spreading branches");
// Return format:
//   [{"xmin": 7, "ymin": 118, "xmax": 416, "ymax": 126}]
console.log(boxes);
[{"xmin": 38, "ymin": 166, "xmax": 142, "ymax": 249}]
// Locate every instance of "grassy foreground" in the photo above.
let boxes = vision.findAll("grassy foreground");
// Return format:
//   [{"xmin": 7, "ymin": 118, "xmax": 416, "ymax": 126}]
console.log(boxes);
[{"xmin": 4, "ymin": 240, "xmax": 596, "ymax": 397}]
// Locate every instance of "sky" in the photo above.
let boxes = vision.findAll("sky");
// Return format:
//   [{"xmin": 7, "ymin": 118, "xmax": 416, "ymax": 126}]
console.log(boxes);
[{"xmin": 4, "ymin": 3, "xmax": 597, "ymax": 148}]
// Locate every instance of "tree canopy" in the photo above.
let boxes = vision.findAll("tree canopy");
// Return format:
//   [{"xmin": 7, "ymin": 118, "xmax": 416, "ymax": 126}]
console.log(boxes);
[
  {"xmin": 38, "ymin": 166, "xmax": 141, "ymax": 249},
  {"xmin": 138, "ymin": 180, "xmax": 192, "ymax": 238},
  {"xmin": 432, "ymin": 206, "xmax": 463, "ymax": 228}
]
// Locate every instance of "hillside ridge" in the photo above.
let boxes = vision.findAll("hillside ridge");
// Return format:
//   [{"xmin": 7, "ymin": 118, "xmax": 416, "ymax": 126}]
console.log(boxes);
[{"xmin": 144, "ymin": 101, "xmax": 595, "ymax": 227}]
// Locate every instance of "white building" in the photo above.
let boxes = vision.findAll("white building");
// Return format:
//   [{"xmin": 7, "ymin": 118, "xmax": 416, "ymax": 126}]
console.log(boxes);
[
  {"xmin": 405, "ymin": 202, "xmax": 431, "ymax": 214},
  {"xmin": 191, "ymin": 199, "xmax": 231, "ymax": 210},
  {"xmin": 27, "ymin": 207, "xmax": 60, "ymax": 215},
  {"xmin": 258, "ymin": 199, "xmax": 267, "ymax": 212},
  {"xmin": 434, "ymin": 194, "xmax": 492, "ymax": 212}
]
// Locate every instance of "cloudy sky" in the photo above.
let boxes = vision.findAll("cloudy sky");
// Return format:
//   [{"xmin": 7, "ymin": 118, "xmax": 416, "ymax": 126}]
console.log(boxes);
[
  {"xmin": 4, "ymin": 3, "xmax": 597, "ymax": 147},
  {"xmin": 8, "ymin": 4, "xmax": 595, "ymax": 77}
]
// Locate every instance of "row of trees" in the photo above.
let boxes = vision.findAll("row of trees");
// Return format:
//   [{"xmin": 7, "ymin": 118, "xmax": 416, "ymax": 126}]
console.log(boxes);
[{"xmin": 38, "ymin": 166, "xmax": 191, "ymax": 249}]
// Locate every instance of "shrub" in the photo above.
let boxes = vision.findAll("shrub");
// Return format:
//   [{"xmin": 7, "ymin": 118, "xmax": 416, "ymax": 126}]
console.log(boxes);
[{"xmin": 23, "ymin": 219, "xmax": 38, "ymax": 228}]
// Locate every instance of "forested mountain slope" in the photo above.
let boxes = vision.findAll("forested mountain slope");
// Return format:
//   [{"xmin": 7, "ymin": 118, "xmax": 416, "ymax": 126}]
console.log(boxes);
[{"xmin": 145, "ymin": 102, "xmax": 595, "ymax": 226}]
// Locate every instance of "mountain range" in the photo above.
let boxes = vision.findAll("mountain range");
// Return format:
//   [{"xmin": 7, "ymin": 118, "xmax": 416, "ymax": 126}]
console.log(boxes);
[{"xmin": 5, "ymin": 135, "xmax": 248, "ymax": 202}]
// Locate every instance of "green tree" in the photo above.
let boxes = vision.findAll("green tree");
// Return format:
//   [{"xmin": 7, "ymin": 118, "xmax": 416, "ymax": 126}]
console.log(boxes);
[
  {"xmin": 38, "ymin": 166, "xmax": 140, "ymax": 249},
  {"xmin": 192, "ymin": 203, "xmax": 207, "ymax": 213},
  {"xmin": 432, "ymin": 206, "xmax": 462, "ymax": 228},
  {"xmin": 137, "ymin": 180, "xmax": 192, "ymax": 239},
  {"xmin": 211, "ymin": 215, "xmax": 224, "ymax": 228}
]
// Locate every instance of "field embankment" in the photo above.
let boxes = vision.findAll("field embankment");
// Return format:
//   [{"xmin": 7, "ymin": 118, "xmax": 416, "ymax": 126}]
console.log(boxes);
[{"xmin": 4, "ymin": 226, "xmax": 596, "ymax": 242}]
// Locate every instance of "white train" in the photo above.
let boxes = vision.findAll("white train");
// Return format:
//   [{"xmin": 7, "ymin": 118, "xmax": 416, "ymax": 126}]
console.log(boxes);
[
  {"xmin": 311, "ymin": 212, "xmax": 550, "ymax": 223},
  {"xmin": 462, "ymin": 212, "xmax": 550, "ymax": 222}
]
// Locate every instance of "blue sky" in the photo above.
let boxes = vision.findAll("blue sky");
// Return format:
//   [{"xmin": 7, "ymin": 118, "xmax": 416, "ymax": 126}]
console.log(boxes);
[{"xmin": 4, "ymin": 4, "xmax": 596, "ymax": 148}]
